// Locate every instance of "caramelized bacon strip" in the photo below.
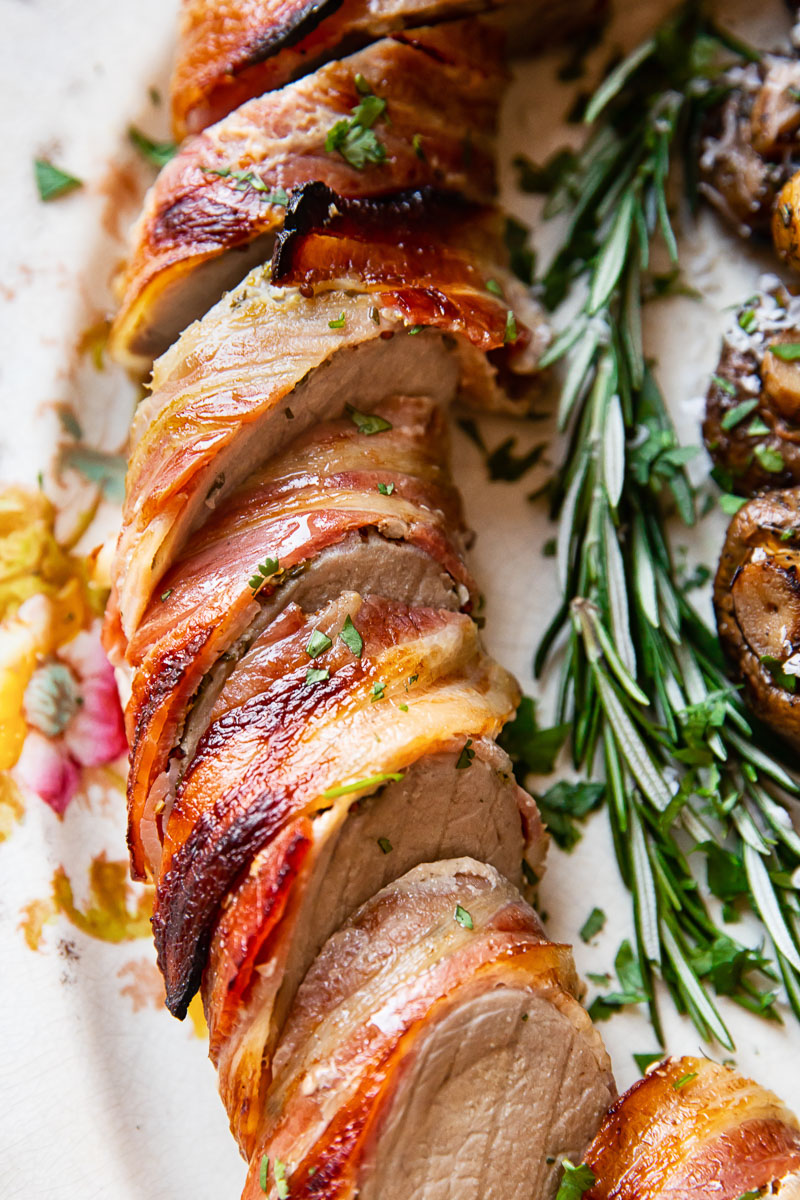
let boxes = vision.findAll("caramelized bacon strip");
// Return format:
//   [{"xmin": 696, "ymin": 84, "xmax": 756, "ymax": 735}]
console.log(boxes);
[
  {"xmin": 111, "ymin": 24, "xmax": 503, "ymax": 369},
  {"xmin": 584, "ymin": 1056, "xmax": 800, "ymax": 1200},
  {"xmin": 152, "ymin": 595, "xmax": 519, "ymax": 1017}
]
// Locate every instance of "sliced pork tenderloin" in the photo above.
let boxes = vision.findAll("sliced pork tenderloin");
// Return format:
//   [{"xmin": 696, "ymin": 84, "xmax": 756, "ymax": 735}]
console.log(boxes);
[
  {"xmin": 204, "ymin": 742, "xmax": 547, "ymax": 1155},
  {"xmin": 107, "ymin": 186, "xmax": 547, "ymax": 652},
  {"xmin": 583, "ymin": 1055, "xmax": 800, "ymax": 1200},
  {"xmin": 171, "ymin": 0, "xmax": 608, "ymax": 137},
  {"xmin": 151, "ymin": 591, "xmax": 522, "ymax": 1019},
  {"xmin": 111, "ymin": 22, "xmax": 504, "ymax": 370},
  {"xmin": 121, "ymin": 393, "xmax": 476, "ymax": 879},
  {"xmin": 241, "ymin": 857, "xmax": 614, "ymax": 1200}
]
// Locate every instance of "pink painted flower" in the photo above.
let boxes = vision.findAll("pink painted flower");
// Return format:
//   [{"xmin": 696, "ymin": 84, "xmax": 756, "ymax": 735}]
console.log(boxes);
[{"xmin": 14, "ymin": 623, "xmax": 126, "ymax": 815}]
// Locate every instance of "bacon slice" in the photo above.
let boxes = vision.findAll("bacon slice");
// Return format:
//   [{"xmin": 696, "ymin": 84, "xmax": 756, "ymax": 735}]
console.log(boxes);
[
  {"xmin": 583, "ymin": 1056, "xmax": 800, "ymax": 1200},
  {"xmin": 170, "ymin": 0, "xmax": 605, "ymax": 137},
  {"xmin": 240, "ymin": 858, "xmax": 615, "ymax": 1200},
  {"xmin": 203, "ymin": 744, "xmax": 547, "ymax": 1154},
  {"xmin": 111, "ymin": 23, "xmax": 504, "ymax": 370},
  {"xmin": 123, "ymin": 394, "xmax": 476, "ymax": 880},
  {"xmin": 106, "ymin": 188, "xmax": 547, "ymax": 654},
  {"xmin": 151, "ymin": 592, "xmax": 520, "ymax": 1019}
]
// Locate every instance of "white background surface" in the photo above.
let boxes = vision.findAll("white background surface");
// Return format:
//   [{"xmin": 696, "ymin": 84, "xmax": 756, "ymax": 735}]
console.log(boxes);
[{"xmin": 2, "ymin": 0, "xmax": 800, "ymax": 1196}]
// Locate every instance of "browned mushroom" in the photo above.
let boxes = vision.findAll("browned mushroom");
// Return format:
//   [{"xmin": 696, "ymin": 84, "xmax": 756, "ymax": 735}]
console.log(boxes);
[
  {"xmin": 715, "ymin": 487, "xmax": 800, "ymax": 747},
  {"xmin": 704, "ymin": 289, "xmax": 800, "ymax": 495},
  {"xmin": 700, "ymin": 56, "xmax": 800, "ymax": 239}
]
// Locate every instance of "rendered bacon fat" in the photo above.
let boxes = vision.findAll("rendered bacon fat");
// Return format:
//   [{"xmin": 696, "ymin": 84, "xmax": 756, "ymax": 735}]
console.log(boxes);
[
  {"xmin": 583, "ymin": 1055, "xmax": 800, "ymax": 1200},
  {"xmin": 242, "ymin": 858, "xmax": 615, "ymax": 1200},
  {"xmin": 151, "ymin": 591, "xmax": 521, "ymax": 1018},
  {"xmin": 204, "ymin": 745, "xmax": 547, "ymax": 1155},
  {"xmin": 107, "ymin": 186, "xmax": 546, "ymax": 652},
  {"xmin": 123, "ymin": 394, "xmax": 475, "ymax": 880},
  {"xmin": 171, "ymin": 0, "xmax": 607, "ymax": 137},
  {"xmin": 111, "ymin": 23, "xmax": 504, "ymax": 370}
]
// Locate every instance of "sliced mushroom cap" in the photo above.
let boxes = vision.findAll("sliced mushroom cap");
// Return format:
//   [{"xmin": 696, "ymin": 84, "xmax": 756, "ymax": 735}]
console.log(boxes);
[
  {"xmin": 701, "ymin": 56, "xmax": 800, "ymax": 240},
  {"xmin": 714, "ymin": 487, "xmax": 800, "ymax": 748},
  {"xmin": 703, "ymin": 291, "xmax": 800, "ymax": 496}
]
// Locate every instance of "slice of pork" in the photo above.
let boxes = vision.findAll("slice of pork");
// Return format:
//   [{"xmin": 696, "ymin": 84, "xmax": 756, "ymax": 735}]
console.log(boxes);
[
  {"xmin": 111, "ymin": 22, "xmax": 504, "ymax": 370},
  {"xmin": 241, "ymin": 858, "xmax": 614, "ymax": 1200},
  {"xmin": 204, "ymin": 743, "xmax": 548, "ymax": 1155},
  {"xmin": 583, "ymin": 1055, "xmax": 800, "ymax": 1200}
]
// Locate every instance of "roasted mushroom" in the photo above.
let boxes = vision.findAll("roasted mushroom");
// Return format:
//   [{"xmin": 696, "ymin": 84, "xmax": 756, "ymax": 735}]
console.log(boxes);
[
  {"xmin": 715, "ymin": 487, "xmax": 800, "ymax": 748},
  {"xmin": 700, "ymin": 56, "xmax": 800, "ymax": 239},
  {"xmin": 704, "ymin": 288, "xmax": 800, "ymax": 495}
]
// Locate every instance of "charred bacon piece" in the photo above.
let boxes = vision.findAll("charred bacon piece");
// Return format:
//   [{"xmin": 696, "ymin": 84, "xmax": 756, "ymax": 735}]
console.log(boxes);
[
  {"xmin": 715, "ymin": 487, "xmax": 800, "ymax": 748},
  {"xmin": 171, "ymin": 0, "xmax": 607, "ymax": 137},
  {"xmin": 584, "ymin": 1056, "xmax": 800, "ymax": 1200},
  {"xmin": 241, "ymin": 859, "xmax": 615, "ymax": 1200},
  {"xmin": 704, "ymin": 288, "xmax": 800, "ymax": 495},
  {"xmin": 110, "ymin": 23, "xmax": 505, "ymax": 371},
  {"xmin": 700, "ymin": 55, "xmax": 800, "ymax": 240},
  {"xmin": 204, "ymin": 749, "xmax": 547, "ymax": 1155},
  {"xmin": 106, "ymin": 186, "xmax": 547, "ymax": 652},
  {"xmin": 151, "ymin": 591, "xmax": 522, "ymax": 1018},
  {"xmin": 123, "ymin": 394, "xmax": 476, "ymax": 881}
]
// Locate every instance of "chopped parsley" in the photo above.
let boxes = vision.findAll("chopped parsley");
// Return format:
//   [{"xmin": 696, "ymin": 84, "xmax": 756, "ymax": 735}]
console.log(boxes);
[
  {"xmin": 377, "ymin": 836, "xmax": 393, "ymax": 854},
  {"xmin": 486, "ymin": 278, "xmax": 504, "ymax": 298},
  {"xmin": 769, "ymin": 342, "xmax": 800, "ymax": 362},
  {"xmin": 406, "ymin": 673, "xmax": 418, "ymax": 688},
  {"xmin": 672, "ymin": 1071, "xmax": 698, "ymax": 1090},
  {"xmin": 412, "ymin": 132, "xmax": 426, "ymax": 160},
  {"xmin": 579, "ymin": 907, "xmax": 606, "ymax": 942},
  {"xmin": 34, "ymin": 158, "xmax": 82, "ymax": 202},
  {"xmin": 248, "ymin": 556, "xmax": 280, "ymax": 593},
  {"xmin": 321, "ymin": 771, "xmax": 404, "ymax": 799},
  {"xmin": 369, "ymin": 305, "xmax": 381, "ymax": 324},
  {"xmin": 633, "ymin": 1051, "xmax": 663, "ymax": 1075},
  {"xmin": 711, "ymin": 373, "xmax": 736, "ymax": 396},
  {"xmin": 504, "ymin": 309, "xmax": 518, "ymax": 343},
  {"xmin": 305, "ymin": 666, "xmax": 330, "ymax": 686},
  {"xmin": 328, "ymin": 312, "xmax": 346, "ymax": 329},
  {"xmin": 259, "ymin": 1154, "xmax": 269, "ymax": 1193},
  {"xmin": 753, "ymin": 443, "xmax": 784, "ymax": 473},
  {"xmin": 454, "ymin": 904, "xmax": 474, "ymax": 930},
  {"xmin": 456, "ymin": 739, "xmax": 475, "ymax": 769},
  {"xmin": 738, "ymin": 308, "xmax": 758, "ymax": 334},
  {"xmin": 760, "ymin": 655, "xmax": 797, "ymax": 693},
  {"xmin": 160, "ymin": 589, "xmax": 173, "ymax": 602},
  {"xmin": 204, "ymin": 166, "xmax": 287, "ymax": 204},
  {"xmin": 555, "ymin": 1160, "xmax": 595, "ymax": 1200},
  {"xmin": 325, "ymin": 79, "xmax": 388, "ymax": 169},
  {"xmin": 746, "ymin": 417, "xmax": 770, "ymax": 438},
  {"xmin": 371, "ymin": 680, "xmax": 386, "ymax": 702},
  {"xmin": 719, "ymin": 493, "xmax": 747, "ymax": 515},
  {"xmin": 720, "ymin": 399, "xmax": 758, "ymax": 430},
  {"xmin": 306, "ymin": 628, "xmax": 332, "ymax": 659},
  {"xmin": 339, "ymin": 614, "xmax": 363, "ymax": 657},
  {"xmin": 346, "ymin": 404, "xmax": 392, "ymax": 435},
  {"xmin": 128, "ymin": 126, "xmax": 177, "ymax": 168},
  {"xmin": 274, "ymin": 1159, "xmax": 289, "ymax": 1200},
  {"xmin": 407, "ymin": 325, "xmax": 424, "ymax": 335},
  {"xmin": 399, "ymin": 703, "xmax": 408, "ymax": 712},
  {"xmin": 377, "ymin": 481, "xmax": 395, "ymax": 496}
]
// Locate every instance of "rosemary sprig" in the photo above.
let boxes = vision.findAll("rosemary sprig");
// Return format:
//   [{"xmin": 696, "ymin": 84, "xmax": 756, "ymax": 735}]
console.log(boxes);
[{"xmin": 530, "ymin": 3, "xmax": 800, "ymax": 1047}]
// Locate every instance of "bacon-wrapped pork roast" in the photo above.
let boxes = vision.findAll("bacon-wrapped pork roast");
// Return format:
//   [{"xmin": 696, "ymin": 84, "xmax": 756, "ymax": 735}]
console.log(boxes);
[
  {"xmin": 170, "ymin": 0, "xmax": 608, "ymax": 138},
  {"xmin": 583, "ymin": 1055, "xmax": 800, "ymax": 1200},
  {"xmin": 704, "ymin": 288, "xmax": 800, "ymax": 495},
  {"xmin": 242, "ymin": 859, "xmax": 615, "ymax": 1200},
  {"xmin": 110, "ymin": 23, "xmax": 506, "ymax": 370}
]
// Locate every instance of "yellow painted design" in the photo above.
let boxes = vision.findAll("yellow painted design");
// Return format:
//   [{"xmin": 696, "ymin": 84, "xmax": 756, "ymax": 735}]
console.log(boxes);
[
  {"xmin": 19, "ymin": 898, "xmax": 57, "ymax": 951},
  {"xmin": 0, "ymin": 773, "xmax": 24, "ymax": 841},
  {"xmin": 52, "ymin": 853, "xmax": 153, "ymax": 943},
  {"xmin": 187, "ymin": 993, "xmax": 208, "ymax": 1040}
]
